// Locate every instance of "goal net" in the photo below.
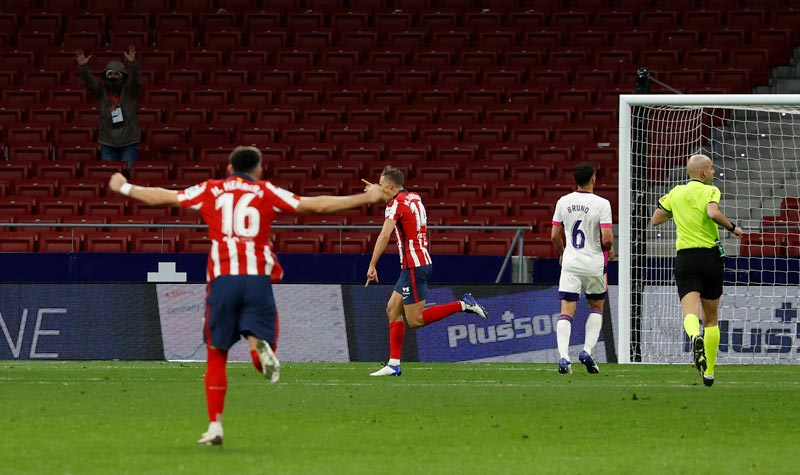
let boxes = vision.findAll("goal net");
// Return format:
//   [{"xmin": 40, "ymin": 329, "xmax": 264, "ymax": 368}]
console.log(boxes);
[{"xmin": 618, "ymin": 94, "xmax": 800, "ymax": 365}]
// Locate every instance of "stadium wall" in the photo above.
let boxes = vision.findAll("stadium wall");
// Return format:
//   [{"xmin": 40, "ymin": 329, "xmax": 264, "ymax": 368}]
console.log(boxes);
[
  {"xmin": 0, "ymin": 252, "xmax": 621, "ymax": 285},
  {"xmin": 0, "ymin": 282, "xmax": 619, "ymax": 363}
]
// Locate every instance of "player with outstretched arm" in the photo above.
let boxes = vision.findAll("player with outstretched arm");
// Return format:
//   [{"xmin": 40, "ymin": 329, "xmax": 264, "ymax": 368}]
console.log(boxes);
[
  {"xmin": 551, "ymin": 162, "xmax": 614, "ymax": 374},
  {"xmin": 108, "ymin": 146, "xmax": 384, "ymax": 445},
  {"xmin": 651, "ymin": 154, "xmax": 743, "ymax": 387},
  {"xmin": 365, "ymin": 166, "xmax": 488, "ymax": 376}
]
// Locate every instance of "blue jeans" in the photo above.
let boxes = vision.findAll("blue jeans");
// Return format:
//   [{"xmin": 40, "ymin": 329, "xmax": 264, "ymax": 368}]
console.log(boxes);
[{"xmin": 100, "ymin": 143, "xmax": 138, "ymax": 170}]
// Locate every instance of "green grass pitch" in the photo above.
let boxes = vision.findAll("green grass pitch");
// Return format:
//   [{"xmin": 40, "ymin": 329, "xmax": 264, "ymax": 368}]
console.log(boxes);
[{"xmin": 1, "ymin": 361, "xmax": 798, "ymax": 475}]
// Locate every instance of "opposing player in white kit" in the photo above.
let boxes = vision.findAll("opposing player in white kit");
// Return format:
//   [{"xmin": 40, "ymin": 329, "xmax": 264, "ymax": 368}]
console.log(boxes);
[{"xmin": 550, "ymin": 162, "xmax": 615, "ymax": 374}]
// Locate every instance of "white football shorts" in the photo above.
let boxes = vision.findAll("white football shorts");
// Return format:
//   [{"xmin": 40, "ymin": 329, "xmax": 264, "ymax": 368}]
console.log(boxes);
[{"xmin": 558, "ymin": 271, "xmax": 607, "ymax": 296}]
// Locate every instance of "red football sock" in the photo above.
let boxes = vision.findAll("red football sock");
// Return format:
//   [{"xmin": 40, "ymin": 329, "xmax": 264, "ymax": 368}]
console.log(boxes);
[
  {"xmin": 205, "ymin": 346, "xmax": 228, "ymax": 423},
  {"xmin": 421, "ymin": 301, "xmax": 463, "ymax": 325},
  {"xmin": 250, "ymin": 349, "xmax": 262, "ymax": 373},
  {"xmin": 389, "ymin": 321, "xmax": 405, "ymax": 360}
]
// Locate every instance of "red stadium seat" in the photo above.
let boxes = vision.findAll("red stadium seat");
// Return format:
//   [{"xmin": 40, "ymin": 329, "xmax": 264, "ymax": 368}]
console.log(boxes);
[
  {"xmin": 38, "ymin": 231, "xmax": 81, "ymax": 252},
  {"xmin": 469, "ymin": 232, "xmax": 517, "ymax": 256},
  {"xmin": 281, "ymin": 124, "xmax": 323, "ymax": 143},
  {"xmin": 30, "ymin": 108, "xmax": 69, "ymax": 124},
  {"xmin": 14, "ymin": 178, "xmax": 58, "ymax": 198},
  {"xmin": 463, "ymin": 124, "xmax": 506, "ymax": 144},
  {"xmin": 462, "ymin": 163, "xmax": 507, "ymax": 181},
  {"xmin": 272, "ymin": 163, "xmax": 316, "ymax": 182},
  {"xmin": 340, "ymin": 143, "xmax": 383, "ymax": 162},
  {"xmin": 107, "ymin": 216, "xmax": 153, "ymax": 233},
  {"xmin": 145, "ymin": 88, "xmax": 183, "ymax": 106},
  {"xmin": 188, "ymin": 87, "xmax": 229, "ymax": 106},
  {"xmin": 256, "ymin": 107, "xmax": 296, "ymax": 126},
  {"xmin": 333, "ymin": 11, "xmax": 370, "ymax": 30},
  {"xmin": 60, "ymin": 179, "xmax": 104, "ymax": 199},
  {"xmin": 176, "ymin": 162, "xmax": 220, "ymax": 182},
  {"xmin": 523, "ymin": 235, "xmax": 558, "ymax": 258},
  {"xmin": 84, "ymin": 232, "xmax": 130, "ymax": 252},
  {"xmin": 324, "ymin": 233, "xmax": 371, "ymax": 254},
  {"xmin": 0, "ymin": 233, "xmax": 36, "ymax": 252},
  {"xmin": 233, "ymin": 128, "xmax": 277, "ymax": 146},
  {"xmin": 12, "ymin": 215, "xmax": 61, "ymax": 232},
  {"xmin": 458, "ymin": 49, "xmax": 499, "ymax": 68},
  {"xmin": 298, "ymin": 180, "xmax": 342, "ymax": 197},
  {"xmin": 209, "ymin": 69, "xmax": 250, "ymax": 87},
  {"xmin": 435, "ymin": 143, "xmax": 480, "ymax": 162},
  {"xmin": 375, "ymin": 11, "xmax": 413, "ymax": 30},
  {"xmin": 466, "ymin": 199, "xmax": 510, "ymax": 218},
  {"xmin": 418, "ymin": 124, "xmax": 461, "ymax": 143},
  {"xmin": 428, "ymin": 233, "xmax": 466, "ymax": 255},
  {"xmin": 442, "ymin": 182, "xmax": 485, "ymax": 199},
  {"xmin": 83, "ymin": 161, "xmax": 126, "ymax": 180},
  {"xmin": 293, "ymin": 143, "xmax": 336, "ymax": 162},
  {"xmin": 203, "ymin": 30, "xmax": 243, "ymax": 50},
  {"xmin": 277, "ymin": 232, "xmax": 323, "ymax": 254},
  {"xmin": 488, "ymin": 182, "xmax": 534, "ymax": 200},
  {"xmin": 319, "ymin": 161, "xmax": 363, "ymax": 181},
  {"xmin": 385, "ymin": 143, "xmax": 429, "ymax": 163},
  {"xmin": 132, "ymin": 233, "xmax": 177, "ymax": 253},
  {"xmin": 372, "ymin": 124, "xmax": 416, "ymax": 143},
  {"xmin": 232, "ymin": 88, "xmax": 274, "ymax": 107},
  {"xmin": 385, "ymin": 30, "xmax": 426, "ymax": 49},
  {"xmin": 83, "ymin": 197, "xmax": 127, "ymax": 216},
  {"xmin": 425, "ymin": 198, "xmax": 464, "ymax": 217},
  {"xmin": 211, "ymin": 108, "xmax": 253, "ymax": 126},
  {"xmin": 415, "ymin": 162, "xmax": 460, "ymax": 181},
  {"xmin": 35, "ymin": 161, "xmax": 80, "ymax": 180},
  {"xmin": 130, "ymin": 162, "xmax": 173, "ymax": 182},
  {"xmin": 740, "ymin": 233, "xmax": 786, "ymax": 257},
  {"xmin": 8, "ymin": 126, "xmax": 49, "ymax": 144},
  {"xmin": 181, "ymin": 232, "xmax": 212, "ymax": 253},
  {"xmin": 0, "ymin": 160, "xmax": 33, "ymax": 181},
  {"xmin": 130, "ymin": 202, "xmax": 173, "ymax": 217}
]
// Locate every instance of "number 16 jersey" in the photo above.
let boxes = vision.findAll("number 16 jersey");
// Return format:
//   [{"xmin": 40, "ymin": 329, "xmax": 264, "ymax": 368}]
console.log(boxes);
[
  {"xmin": 177, "ymin": 174, "xmax": 300, "ymax": 282},
  {"xmin": 551, "ymin": 191, "xmax": 613, "ymax": 276}
]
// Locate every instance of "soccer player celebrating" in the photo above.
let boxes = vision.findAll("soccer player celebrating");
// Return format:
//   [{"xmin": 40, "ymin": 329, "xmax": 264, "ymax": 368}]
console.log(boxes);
[
  {"xmin": 365, "ymin": 166, "xmax": 488, "ymax": 376},
  {"xmin": 108, "ymin": 146, "xmax": 384, "ymax": 445},
  {"xmin": 651, "ymin": 154, "xmax": 743, "ymax": 387},
  {"xmin": 551, "ymin": 162, "xmax": 614, "ymax": 374}
]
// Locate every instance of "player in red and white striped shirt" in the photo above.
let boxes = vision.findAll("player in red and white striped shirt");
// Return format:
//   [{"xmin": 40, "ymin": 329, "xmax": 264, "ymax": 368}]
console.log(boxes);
[
  {"xmin": 109, "ymin": 146, "xmax": 383, "ymax": 445},
  {"xmin": 365, "ymin": 166, "xmax": 489, "ymax": 376}
]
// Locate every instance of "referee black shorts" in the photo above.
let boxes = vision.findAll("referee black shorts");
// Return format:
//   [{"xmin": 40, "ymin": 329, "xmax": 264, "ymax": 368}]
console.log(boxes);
[{"xmin": 674, "ymin": 247, "xmax": 724, "ymax": 300}]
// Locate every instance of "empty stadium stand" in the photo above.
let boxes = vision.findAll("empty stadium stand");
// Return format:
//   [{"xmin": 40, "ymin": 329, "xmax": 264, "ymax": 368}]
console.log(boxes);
[{"xmin": 1, "ymin": 0, "xmax": 798, "ymax": 255}]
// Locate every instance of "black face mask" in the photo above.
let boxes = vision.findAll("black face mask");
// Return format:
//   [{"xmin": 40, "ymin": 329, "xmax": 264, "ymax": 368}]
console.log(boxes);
[{"xmin": 107, "ymin": 77, "xmax": 120, "ymax": 85}]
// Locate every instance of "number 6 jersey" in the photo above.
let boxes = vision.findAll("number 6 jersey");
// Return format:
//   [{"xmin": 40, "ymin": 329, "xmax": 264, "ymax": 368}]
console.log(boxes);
[
  {"xmin": 177, "ymin": 174, "xmax": 300, "ymax": 282},
  {"xmin": 551, "ymin": 191, "xmax": 613, "ymax": 276}
]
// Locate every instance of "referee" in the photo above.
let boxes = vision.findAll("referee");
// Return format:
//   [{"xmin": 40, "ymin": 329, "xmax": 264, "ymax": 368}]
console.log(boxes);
[{"xmin": 651, "ymin": 154, "xmax": 743, "ymax": 387}]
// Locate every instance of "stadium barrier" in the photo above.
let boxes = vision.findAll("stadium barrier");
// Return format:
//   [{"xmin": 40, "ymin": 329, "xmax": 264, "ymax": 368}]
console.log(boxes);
[{"xmin": 0, "ymin": 283, "xmax": 619, "ymax": 363}]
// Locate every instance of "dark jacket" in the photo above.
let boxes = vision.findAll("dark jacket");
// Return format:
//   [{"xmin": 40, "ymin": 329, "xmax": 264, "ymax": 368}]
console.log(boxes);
[{"xmin": 78, "ymin": 59, "xmax": 142, "ymax": 147}]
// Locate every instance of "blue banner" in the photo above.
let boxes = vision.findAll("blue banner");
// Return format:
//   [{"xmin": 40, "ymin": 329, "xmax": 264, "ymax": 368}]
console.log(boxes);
[
  {"xmin": 0, "ymin": 284, "xmax": 163, "ymax": 360},
  {"xmin": 343, "ymin": 284, "xmax": 603, "ymax": 363}
]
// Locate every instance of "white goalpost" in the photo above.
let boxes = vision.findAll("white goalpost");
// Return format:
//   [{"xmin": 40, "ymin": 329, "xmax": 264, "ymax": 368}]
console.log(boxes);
[{"xmin": 618, "ymin": 94, "xmax": 800, "ymax": 365}]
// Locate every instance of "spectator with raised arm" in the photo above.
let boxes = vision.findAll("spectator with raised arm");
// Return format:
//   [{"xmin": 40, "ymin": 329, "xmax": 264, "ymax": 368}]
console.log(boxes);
[{"xmin": 76, "ymin": 45, "xmax": 142, "ymax": 170}]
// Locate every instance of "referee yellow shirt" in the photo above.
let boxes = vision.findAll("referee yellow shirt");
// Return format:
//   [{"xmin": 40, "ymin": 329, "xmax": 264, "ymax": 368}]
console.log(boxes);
[{"xmin": 658, "ymin": 179, "xmax": 721, "ymax": 250}]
